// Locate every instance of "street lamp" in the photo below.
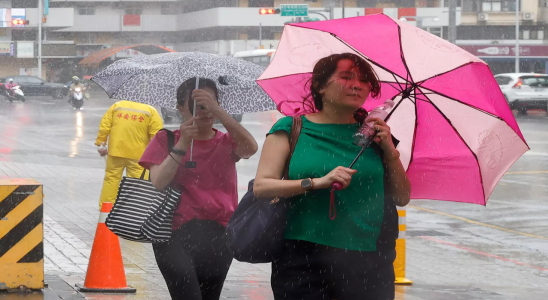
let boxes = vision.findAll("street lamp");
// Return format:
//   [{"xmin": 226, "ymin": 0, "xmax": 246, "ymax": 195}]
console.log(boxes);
[
  {"xmin": 515, "ymin": 0, "xmax": 520, "ymax": 73},
  {"xmin": 399, "ymin": 16, "xmax": 440, "ymax": 29}
]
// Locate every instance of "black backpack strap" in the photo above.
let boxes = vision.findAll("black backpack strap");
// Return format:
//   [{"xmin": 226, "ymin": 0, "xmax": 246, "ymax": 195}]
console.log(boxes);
[
  {"xmin": 155, "ymin": 128, "xmax": 176, "ymax": 152},
  {"xmin": 140, "ymin": 128, "xmax": 175, "ymax": 181}
]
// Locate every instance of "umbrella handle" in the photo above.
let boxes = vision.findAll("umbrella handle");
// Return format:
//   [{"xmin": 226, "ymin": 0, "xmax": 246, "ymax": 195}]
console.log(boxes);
[{"xmin": 187, "ymin": 77, "xmax": 199, "ymax": 168}]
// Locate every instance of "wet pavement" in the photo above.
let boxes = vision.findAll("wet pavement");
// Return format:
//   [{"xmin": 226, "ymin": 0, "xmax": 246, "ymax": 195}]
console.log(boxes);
[{"xmin": 0, "ymin": 94, "xmax": 547, "ymax": 299}]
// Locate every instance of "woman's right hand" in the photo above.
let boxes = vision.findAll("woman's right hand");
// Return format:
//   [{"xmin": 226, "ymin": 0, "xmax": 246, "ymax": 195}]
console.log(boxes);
[
  {"xmin": 175, "ymin": 117, "xmax": 198, "ymax": 151},
  {"xmin": 314, "ymin": 166, "xmax": 358, "ymax": 190}
]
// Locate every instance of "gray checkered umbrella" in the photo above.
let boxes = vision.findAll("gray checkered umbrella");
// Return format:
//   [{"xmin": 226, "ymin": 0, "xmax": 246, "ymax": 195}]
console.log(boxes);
[{"xmin": 92, "ymin": 52, "xmax": 276, "ymax": 114}]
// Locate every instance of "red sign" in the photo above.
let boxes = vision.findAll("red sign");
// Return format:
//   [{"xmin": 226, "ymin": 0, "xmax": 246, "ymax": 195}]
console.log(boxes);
[
  {"xmin": 123, "ymin": 15, "xmax": 141, "ymax": 26},
  {"xmin": 460, "ymin": 45, "xmax": 548, "ymax": 57},
  {"xmin": 364, "ymin": 8, "xmax": 383, "ymax": 15},
  {"xmin": 398, "ymin": 8, "xmax": 416, "ymax": 19}
]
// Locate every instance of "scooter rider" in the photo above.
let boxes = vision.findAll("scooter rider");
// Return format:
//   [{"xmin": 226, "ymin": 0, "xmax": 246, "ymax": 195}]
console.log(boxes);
[
  {"xmin": 5, "ymin": 78, "xmax": 17, "ymax": 97},
  {"xmin": 69, "ymin": 76, "xmax": 86, "ymax": 105}
]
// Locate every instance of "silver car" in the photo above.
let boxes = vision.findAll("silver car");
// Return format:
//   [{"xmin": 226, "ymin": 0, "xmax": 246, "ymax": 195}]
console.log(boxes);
[{"xmin": 495, "ymin": 73, "xmax": 548, "ymax": 115}]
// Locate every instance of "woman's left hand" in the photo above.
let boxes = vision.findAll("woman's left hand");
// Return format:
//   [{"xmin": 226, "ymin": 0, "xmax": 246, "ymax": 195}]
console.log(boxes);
[
  {"xmin": 368, "ymin": 117, "xmax": 396, "ymax": 152},
  {"xmin": 192, "ymin": 89, "xmax": 222, "ymax": 116}
]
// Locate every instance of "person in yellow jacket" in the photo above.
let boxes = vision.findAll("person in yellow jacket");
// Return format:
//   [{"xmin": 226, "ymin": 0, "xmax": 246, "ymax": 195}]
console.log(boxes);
[{"xmin": 96, "ymin": 100, "xmax": 163, "ymax": 208}]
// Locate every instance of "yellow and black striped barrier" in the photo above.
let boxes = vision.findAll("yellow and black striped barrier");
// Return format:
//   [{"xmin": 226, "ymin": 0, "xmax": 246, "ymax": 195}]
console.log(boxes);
[{"xmin": 0, "ymin": 179, "xmax": 44, "ymax": 290}]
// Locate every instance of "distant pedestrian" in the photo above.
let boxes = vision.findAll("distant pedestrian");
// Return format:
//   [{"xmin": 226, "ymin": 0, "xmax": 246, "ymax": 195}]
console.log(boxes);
[
  {"xmin": 253, "ymin": 53, "xmax": 411, "ymax": 300},
  {"xmin": 139, "ymin": 77, "xmax": 257, "ymax": 300},
  {"xmin": 95, "ymin": 100, "xmax": 163, "ymax": 208}
]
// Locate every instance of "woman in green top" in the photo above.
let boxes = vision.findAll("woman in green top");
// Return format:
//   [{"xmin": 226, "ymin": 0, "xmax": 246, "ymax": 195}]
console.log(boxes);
[{"xmin": 254, "ymin": 53, "xmax": 411, "ymax": 300}]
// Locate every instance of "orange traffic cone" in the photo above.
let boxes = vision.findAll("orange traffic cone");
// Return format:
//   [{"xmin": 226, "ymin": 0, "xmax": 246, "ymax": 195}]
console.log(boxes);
[{"xmin": 76, "ymin": 202, "xmax": 136, "ymax": 293}]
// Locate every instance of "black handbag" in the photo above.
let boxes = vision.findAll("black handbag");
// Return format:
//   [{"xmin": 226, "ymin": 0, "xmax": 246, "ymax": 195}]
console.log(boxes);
[{"xmin": 226, "ymin": 116, "xmax": 302, "ymax": 263}]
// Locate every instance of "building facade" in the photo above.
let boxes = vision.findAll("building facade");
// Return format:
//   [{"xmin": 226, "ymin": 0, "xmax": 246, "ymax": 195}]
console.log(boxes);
[{"xmin": 1, "ymin": 0, "xmax": 547, "ymax": 80}]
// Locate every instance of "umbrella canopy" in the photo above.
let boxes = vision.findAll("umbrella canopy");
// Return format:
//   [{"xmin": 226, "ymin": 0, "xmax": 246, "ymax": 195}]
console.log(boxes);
[
  {"xmin": 257, "ymin": 14, "xmax": 529, "ymax": 205},
  {"xmin": 92, "ymin": 52, "xmax": 276, "ymax": 114}
]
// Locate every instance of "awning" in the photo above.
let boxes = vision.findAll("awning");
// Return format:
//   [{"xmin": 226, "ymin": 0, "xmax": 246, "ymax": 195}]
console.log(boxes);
[{"xmin": 79, "ymin": 45, "xmax": 175, "ymax": 67}]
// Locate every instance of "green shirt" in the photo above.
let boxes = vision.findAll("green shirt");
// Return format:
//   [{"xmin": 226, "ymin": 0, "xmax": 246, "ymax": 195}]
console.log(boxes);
[{"xmin": 268, "ymin": 115, "xmax": 386, "ymax": 251}]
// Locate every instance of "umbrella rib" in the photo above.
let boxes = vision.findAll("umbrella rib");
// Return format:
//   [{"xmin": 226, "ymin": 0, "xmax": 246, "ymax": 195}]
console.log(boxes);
[
  {"xmin": 390, "ymin": 74, "xmax": 407, "ymax": 92},
  {"xmin": 421, "ymin": 93, "xmax": 487, "ymax": 205},
  {"xmin": 407, "ymin": 93, "xmax": 419, "ymax": 169},
  {"xmin": 331, "ymin": 35, "xmax": 409, "ymax": 83},
  {"xmin": 397, "ymin": 25, "xmax": 415, "ymax": 87},
  {"xmin": 418, "ymin": 61, "xmax": 475, "ymax": 83},
  {"xmin": 416, "ymin": 86, "xmax": 503, "ymax": 120},
  {"xmin": 385, "ymin": 81, "xmax": 406, "ymax": 92}
]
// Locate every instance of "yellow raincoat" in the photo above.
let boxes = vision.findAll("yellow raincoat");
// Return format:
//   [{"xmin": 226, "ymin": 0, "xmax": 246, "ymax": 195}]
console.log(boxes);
[{"xmin": 95, "ymin": 100, "xmax": 163, "ymax": 207}]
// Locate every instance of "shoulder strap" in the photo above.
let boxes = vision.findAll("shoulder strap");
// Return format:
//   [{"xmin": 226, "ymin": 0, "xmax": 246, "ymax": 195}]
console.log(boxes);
[
  {"xmin": 282, "ymin": 116, "xmax": 303, "ymax": 179},
  {"xmin": 140, "ymin": 128, "xmax": 175, "ymax": 180},
  {"xmin": 156, "ymin": 128, "xmax": 176, "ymax": 150}
]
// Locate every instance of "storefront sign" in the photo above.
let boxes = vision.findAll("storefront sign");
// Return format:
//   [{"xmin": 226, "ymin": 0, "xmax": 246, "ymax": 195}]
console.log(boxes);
[
  {"xmin": 460, "ymin": 45, "xmax": 548, "ymax": 57},
  {"xmin": 0, "ymin": 43, "xmax": 13, "ymax": 55},
  {"xmin": 17, "ymin": 41, "xmax": 34, "ymax": 58}
]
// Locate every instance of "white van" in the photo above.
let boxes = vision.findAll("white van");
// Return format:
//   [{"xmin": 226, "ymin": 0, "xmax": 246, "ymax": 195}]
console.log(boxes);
[{"xmin": 233, "ymin": 49, "xmax": 276, "ymax": 67}]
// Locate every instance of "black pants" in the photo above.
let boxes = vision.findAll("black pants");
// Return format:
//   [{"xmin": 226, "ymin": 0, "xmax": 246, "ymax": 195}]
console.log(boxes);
[
  {"xmin": 152, "ymin": 220, "xmax": 233, "ymax": 300},
  {"xmin": 272, "ymin": 240, "xmax": 396, "ymax": 300}
]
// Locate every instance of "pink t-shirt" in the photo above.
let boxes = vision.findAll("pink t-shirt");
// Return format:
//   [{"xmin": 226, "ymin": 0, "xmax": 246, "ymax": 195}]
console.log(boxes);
[{"xmin": 139, "ymin": 129, "xmax": 239, "ymax": 230}]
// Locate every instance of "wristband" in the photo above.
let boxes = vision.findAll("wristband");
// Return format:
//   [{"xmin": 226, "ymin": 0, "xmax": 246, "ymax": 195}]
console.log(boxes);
[{"xmin": 170, "ymin": 147, "xmax": 187, "ymax": 156}]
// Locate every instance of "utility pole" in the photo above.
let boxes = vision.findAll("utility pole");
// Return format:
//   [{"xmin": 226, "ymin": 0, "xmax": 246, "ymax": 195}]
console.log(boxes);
[
  {"xmin": 342, "ymin": 0, "xmax": 345, "ymax": 18},
  {"xmin": 516, "ymin": 0, "xmax": 520, "ymax": 73},
  {"xmin": 38, "ymin": 0, "xmax": 43, "ymax": 79},
  {"xmin": 259, "ymin": 23, "xmax": 262, "ymax": 49},
  {"xmin": 328, "ymin": 0, "xmax": 334, "ymax": 20},
  {"xmin": 448, "ymin": 0, "xmax": 457, "ymax": 43}
]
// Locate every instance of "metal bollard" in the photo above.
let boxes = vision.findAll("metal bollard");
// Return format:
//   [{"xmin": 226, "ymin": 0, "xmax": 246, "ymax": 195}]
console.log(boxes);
[
  {"xmin": 0, "ymin": 179, "xmax": 44, "ymax": 290},
  {"xmin": 394, "ymin": 206, "xmax": 413, "ymax": 285}
]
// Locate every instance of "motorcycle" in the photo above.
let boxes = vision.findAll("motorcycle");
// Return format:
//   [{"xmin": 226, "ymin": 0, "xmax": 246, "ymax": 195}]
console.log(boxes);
[
  {"xmin": 70, "ymin": 87, "xmax": 85, "ymax": 110},
  {"xmin": 5, "ymin": 86, "xmax": 25, "ymax": 102}
]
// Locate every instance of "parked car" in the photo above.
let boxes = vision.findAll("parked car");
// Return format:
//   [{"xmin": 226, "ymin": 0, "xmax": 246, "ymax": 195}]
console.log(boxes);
[
  {"xmin": 160, "ymin": 107, "xmax": 243, "ymax": 124},
  {"xmin": 0, "ymin": 76, "xmax": 68, "ymax": 99},
  {"xmin": 495, "ymin": 73, "xmax": 548, "ymax": 115}
]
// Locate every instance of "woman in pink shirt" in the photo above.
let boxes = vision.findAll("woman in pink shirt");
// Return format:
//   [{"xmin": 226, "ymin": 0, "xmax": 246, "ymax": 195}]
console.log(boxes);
[{"xmin": 139, "ymin": 77, "xmax": 257, "ymax": 300}]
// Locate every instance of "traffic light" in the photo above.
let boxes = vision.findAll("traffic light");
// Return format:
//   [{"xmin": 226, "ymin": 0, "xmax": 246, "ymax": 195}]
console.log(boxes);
[
  {"xmin": 259, "ymin": 8, "xmax": 280, "ymax": 15},
  {"xmin": 12, "ymin": 19, "xmax": 29, "ymax": 26}
]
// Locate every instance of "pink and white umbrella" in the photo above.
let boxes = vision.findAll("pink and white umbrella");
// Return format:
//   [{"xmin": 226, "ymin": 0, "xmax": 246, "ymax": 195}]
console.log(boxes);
[{"xmin": 257, "ymin": 14, "xmax": 529, "ymax": 205}]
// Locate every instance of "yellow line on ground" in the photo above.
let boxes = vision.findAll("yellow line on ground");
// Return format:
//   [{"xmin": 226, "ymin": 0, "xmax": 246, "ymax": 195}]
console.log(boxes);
[
  {"xmin": 505, "ymin": 171, "xmax": 548, "ymax": 175},
  {"xmin": 409, "ymin": 205, "xmax": 548, "ymax": 240}
]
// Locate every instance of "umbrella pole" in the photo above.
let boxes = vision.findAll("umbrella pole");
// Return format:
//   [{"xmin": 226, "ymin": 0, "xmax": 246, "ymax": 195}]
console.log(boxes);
[
  {"xmin": 185, "ymin": 77, "xmax": 199, "ymax": 169},
  {"xmin": 348, "ymin": 93, "xmax": 408, "ymax": 169}
]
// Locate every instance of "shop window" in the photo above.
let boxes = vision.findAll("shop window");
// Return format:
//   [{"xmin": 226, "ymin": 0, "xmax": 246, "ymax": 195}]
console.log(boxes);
[
  {"xmin": 161, "ymin": 5, "xmax": 178, "ymax": 15},
  {"xmin": 482, "ymin": 0, "xmax": 517, "ymax": 12},
  {"xmin": 523, "ymin": 29, "xmax": 530, "ymax": 39},
  {"xmin": 538, "ymin": 30, "xmax": 545, "ymax": 40},
  {"xmin": 83, "ymin": 34, "xmax": 96, "ymax": 44},
  {"xmin": 78, "ymin": 7, "xmax": 95, "ymax": 15},
  {"xmin": 426, "ymin": 0, "xmax": 441, "ymax": 7},
  {"xmin": 125, "ymin": 8, "xmax": 142, "ymax": 15},
  {"xmin": 428, "ymin": 27, "xmax": 443, "ymax": 38},
  {"xmin": 12, "ymin": 0, "xmax": 37, "ymax": 8},
  {"xmin": 248, "ymin": 0, "xmax": 274, "ymax": 7}
]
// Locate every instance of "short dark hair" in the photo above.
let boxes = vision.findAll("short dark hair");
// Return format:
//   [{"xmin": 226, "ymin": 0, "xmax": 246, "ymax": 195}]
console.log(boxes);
[
  {"xmin": 304, "ymin": 53, "xmax": 381, "ymax": 116},
  {"xmin": 176, "ymin": 77, "xmax": 220, "ymax": 110}
]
